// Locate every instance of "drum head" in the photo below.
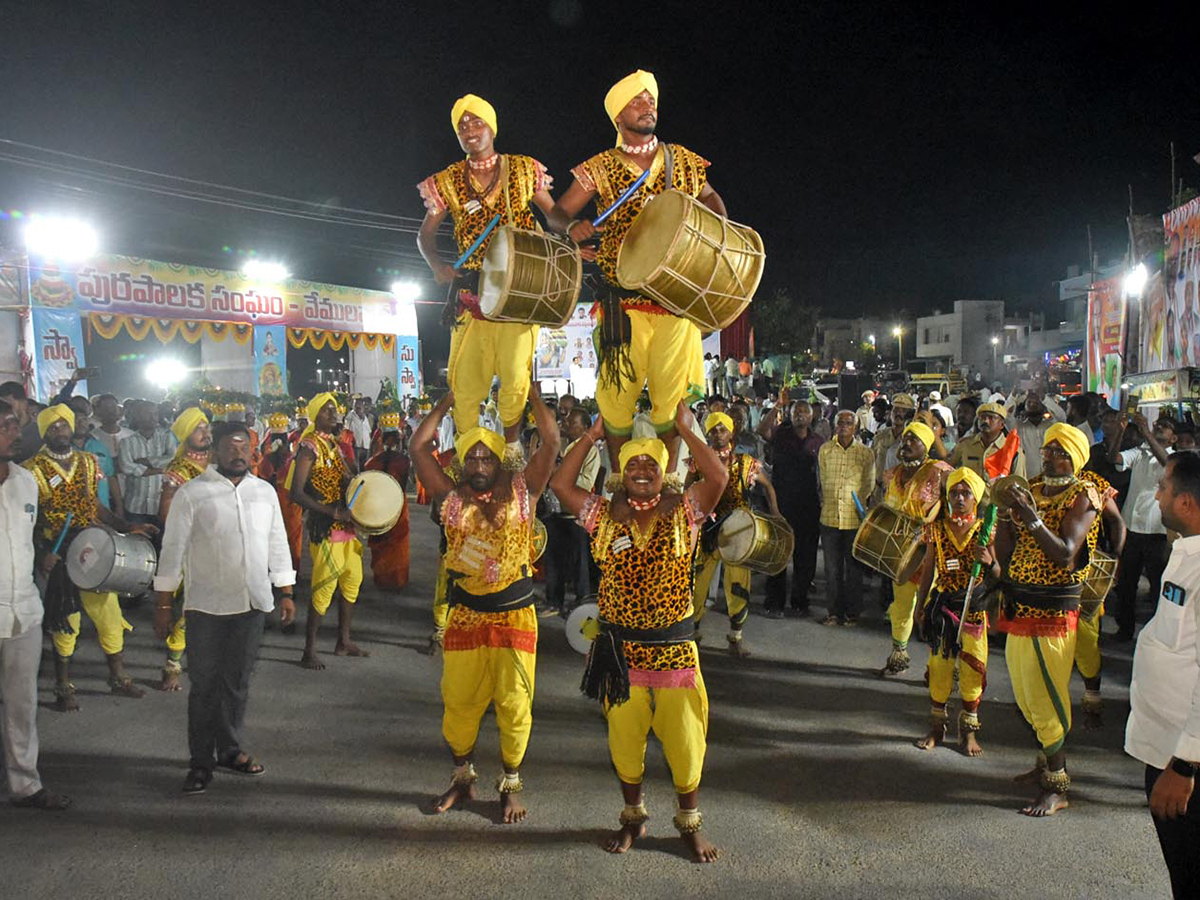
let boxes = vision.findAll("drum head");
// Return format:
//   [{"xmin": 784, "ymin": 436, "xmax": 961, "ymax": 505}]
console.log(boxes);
[
  {"xmin": 347, "ymin": 471, "xmax": 405, "ymax": 532},
  {"xmin": 616, "ymin": 190, "xmax": 687, "ymax": 288},
  {"xmin": 66, "ymin": 526, "xmax": 116, "ymax": 591},
  {"xmin": 478, "ymin": 227, "xmax": 513, "ymax": 318},
  {"xmin": 565, "ymin": 600, "xmax": 600, "ymax": 655},
  {"xmin": 532, "ymin": 518, "xmax": 548, "ymax": 562},
  {"xmin": 717, "ymin": 509, "xmax": 756, "ymax": 563}
]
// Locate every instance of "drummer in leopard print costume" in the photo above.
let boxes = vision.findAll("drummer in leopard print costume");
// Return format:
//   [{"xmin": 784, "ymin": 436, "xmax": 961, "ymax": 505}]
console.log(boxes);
[
  {"xmin": 550, "ymin": 402, "xmax": 728, "ymax": 863},
  {"xmin": 286, "ymin": 393, "xmax": 365, "ymax": 670},
  {"xmin": 878, "ymin": 421, "xmax": 952, "ymax": 678},
  {"xmin": 25, "ymin": 404, "xmax": 156, "ymax": 712},
  {"xmin": 686, "ymin": 410, "xmax": 779, "ymax": 658},
  {"xmin": 993, "ymin": 423, "xmax": 1101, "ymax": 817},
  {"xmin": 410, "ymin": 385, "xmax": 559, "ymax": 825},
  {"xmin": 550, "ymin": 69, "xmax": 727, "ymax": 475},
  {"xmin": 912, "ymin": 467, "xmax": 998, "ymax": 757},
  {"xmin": 417, "ymin": 94, "xmax": 556, "ymax": 458},
  {"xmin": 151, "ymin": 407, "xmax": 213, "ymax": 692}
]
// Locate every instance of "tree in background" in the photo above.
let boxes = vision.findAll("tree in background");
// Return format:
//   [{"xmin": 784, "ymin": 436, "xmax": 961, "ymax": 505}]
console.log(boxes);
[{"xmin": 751, "ymin": 288, "xmax": 819, "ymax": 368}]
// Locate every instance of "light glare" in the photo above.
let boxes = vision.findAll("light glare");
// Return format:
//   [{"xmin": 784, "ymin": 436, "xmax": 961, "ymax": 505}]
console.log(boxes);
[
  {"xmin": 24, "ymin": 217, "xmax": 99, "ymax": 261},
  {"xmin": 145, "ymin": 358, "xmax": 188, "ymax": 388},
  {"xmin": 1123, "ymin": 263, "xmax": 1148, "ymax": 298},
  {"xmin": 242, "ymin": 259, "xmax": 290, "ymax": 282},
  {"xmin": 391, "ymin": 280, "xmax": 421, "ymax": 302}
]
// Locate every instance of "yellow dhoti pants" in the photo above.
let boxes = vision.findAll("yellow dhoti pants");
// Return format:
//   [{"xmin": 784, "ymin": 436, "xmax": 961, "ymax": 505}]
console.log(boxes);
[
  {"xmin": 594, "ymin": 310, "xmax": 704, "ymax": 435},
  {"xmin": 166, "ymin": 615, "xmax": 187, "ymax": 658},
  {"xmin": 1006, "ymin": 631, "xmax": 1076, "ymax": 755},
  {"xmin": 441, "ymin": 607, "xmax": 537, "ymax": 769},
  {"xmin": 888, "ymin": 581, "xmax": 919, "ymax": 648},
  {"xmin": 604, "ymin": 670, "xmax": 709, "ymax": 794},
  {"xmin": 692, "ymin": 550, "xmax": 751, "ymax": 628},
  {"xmin": 310, "ymin": 539, "xmax": 363, "ymax": 615},
  {"xmin": 53, "ymin": 590, "xmax": 131, "ymax": 657},
  {"xmin": 928, "ymin": 629, "xmax": 988, "ymax": 706},
  {"xmin": 447, "ymin": 314, "xmax": 538, "ymax": 435},
  {"xmin": 1074, "ymin": 603, "xmax": 1102, "ymax": 681}
]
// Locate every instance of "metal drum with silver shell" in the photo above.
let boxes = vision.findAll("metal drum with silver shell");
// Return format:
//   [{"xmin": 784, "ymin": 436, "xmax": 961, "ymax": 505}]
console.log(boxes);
[{"xmin": 66, "ymin": 527, "xmax": 157, "ymax": 596}]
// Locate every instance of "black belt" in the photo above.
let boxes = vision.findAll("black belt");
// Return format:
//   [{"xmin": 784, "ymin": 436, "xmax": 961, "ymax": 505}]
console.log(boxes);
[
  {"xmin": 1004, "ymin": 582, "xmax": 1082, "ymax": 614},
  {"xmin": 598, "ymin": 617, "xmax": 695, "ymax": 645},
  {"xmin": 448, "ymin": 577, "xmax": 534, "ymax": 613}
]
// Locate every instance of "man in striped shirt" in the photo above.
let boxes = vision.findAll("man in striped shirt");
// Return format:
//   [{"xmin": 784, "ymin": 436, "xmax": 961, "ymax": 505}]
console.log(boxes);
[{"xmin": 118, "ymin": 400, "xmax": 177, "ymax": 525}]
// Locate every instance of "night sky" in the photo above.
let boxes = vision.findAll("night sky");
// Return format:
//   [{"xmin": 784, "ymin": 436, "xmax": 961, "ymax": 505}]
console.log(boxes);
[{"xmin": 2, "ymin": 1, "xmax": 1199, "ymax": 361}]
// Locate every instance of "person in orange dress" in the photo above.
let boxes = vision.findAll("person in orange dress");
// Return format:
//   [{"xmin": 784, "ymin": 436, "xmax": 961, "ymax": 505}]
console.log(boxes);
[
  {"xmin": 363, "ymin": 412, "xmax": 411, "ymax": 591},
  {"xmin": 257, "ymin": 413, "xmax": 303, "ymax": 570}
]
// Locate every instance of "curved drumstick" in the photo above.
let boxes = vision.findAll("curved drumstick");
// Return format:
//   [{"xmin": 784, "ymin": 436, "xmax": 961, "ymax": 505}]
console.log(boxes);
[
  {"xmin": 592, "ymin": 168, "xmax": 652, "ymax": 227},
  {"xmin": 453, "ymin": 213, "xmax": 502, "ymax": 270}
]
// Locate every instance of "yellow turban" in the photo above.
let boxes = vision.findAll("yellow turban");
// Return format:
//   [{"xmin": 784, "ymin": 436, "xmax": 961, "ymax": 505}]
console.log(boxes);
[
  {"xmin": 704, "ymin": 411, "xmax": 734, "ymax": 434},
  {"xmin": 1044, "ymin": 422, "xmax": 1090, "ymax": 474},
  {"xmin": 451, "ymin": 94, "xmax": 497, "ymax": 138},
  {"xmin": 618, "ymin": 437, "xmax": 668, "ymax": 474},
  {"xmin": 902, "ymin": 421, "xmax": 934, "ymax": 453},
  {"xmin": 604, "ymin": 69, "xmax": 658, "ymax": 146},
  {"xmin": 946, "ymin": 466, "xmax": 986, "ymax": 504},
  {"xmin": 37, "ymin": 403, "xmax": 74, "ymax": 438},
  {"xmin": 455, "ymin": 426, "xmax": 505, "ymax": 462},
  {"xmin": 171, "ymin": 407, "xmax": 209, "ymax": 445}
]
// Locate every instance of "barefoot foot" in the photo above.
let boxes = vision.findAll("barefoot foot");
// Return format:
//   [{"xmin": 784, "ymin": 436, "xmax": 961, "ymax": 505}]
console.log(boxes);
[
  {"xmin": 960, "ymin": 732, "xmax": 984, "ymax": 757},
  {"xmin": 1013, "ymin": 766, "xmax": 1043, "ymax": 785},
  {"xmin": 681, "ymin": 831, "xmax": 721, "ymax": 863},
  {"xmin": 727, "ymin": 637, "xmax": 751, "ymax": 659},
  {"xmin": 604, "ymin": 823, "xmax": 646, "ymax": 854},
  {"xmin": 334, "ymin": 641, "xmax": 370, "ymax": 657},
  {"xmin": 500, "ymin": 791, "xmax": 527, "ymax": 824},
  {"xmin": 915, "ymin": 724, "xmax": 945, "ymax": 750},
  {"xmin": 431, "ymin": 781, "xmax": 476, "ymax": 814},
  {"xmin": 1020, "ymin": 790, "xmax": 1069, "ymax": 817},
  {"xmin": 158, "ymin": 669, "xmax": 182, "ymax": 692},
  {"xmin": 53, "ymin": 691, "xmax": 80, "ymax": 713},
  {"xmin": 300, "ymin": 652, "xmax": 326, "ymax": 670},
  {"xmin": 110, "ymin": 678, "xmax": 145, "ymax": 699}
]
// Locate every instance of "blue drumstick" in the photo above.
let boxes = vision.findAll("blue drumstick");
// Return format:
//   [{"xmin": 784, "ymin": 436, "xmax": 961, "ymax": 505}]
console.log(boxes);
[
  {"xmin": 592, "ymin": 168, "xmax": 651, "ymax": 227},
  {"xmin": 347, "ymin": 481, "xmax": 364, "ymax": 511},
  {"xmin": 453, "ymin": 213, "xmax": 502, "ymax": 270},
  {"xmin": 52, "ymin": 512, "xmax": 73, "ymax": 554},
  {"xmin": 851, "ymin": 492, "xmax": 866, "ymax": 519}
]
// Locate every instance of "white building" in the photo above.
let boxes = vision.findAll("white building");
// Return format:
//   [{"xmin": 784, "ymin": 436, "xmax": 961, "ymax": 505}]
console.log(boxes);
[{"xmin": 915, "ymin": 300, "xmax": 1006, "ymax": 376}]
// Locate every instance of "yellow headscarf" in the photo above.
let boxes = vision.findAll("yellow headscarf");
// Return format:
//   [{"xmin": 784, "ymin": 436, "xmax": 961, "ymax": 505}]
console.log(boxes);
[
  {"xmin": 1044, "ymin": 422, "xmax": 1090, "ymax": 474},
  {"xmin": 450, "ymin": 94, "xmax": 497, "ymax": 138},
  {"xmin": 455, "ymin": 426, "xmax": 505, "ymax": 462},
  {"xmin": 604, "ymin": 69, "xmax": 658, "ymax": 146},
  {"xmin": 300, "ymin": 392, "xmax": 338, "ymax": 440},
  {"xmin": 171, "ymin": 407, "xmax": 209, "ymax": 446},
  {"xmin": 618, "ymin": 437, "xmax": 668, "ymax": 474},
  {"xmin": 704, "ymin": 411, "xmax": 734, "ymax": 434},
  {"xmin": 37, "ymin": 403, "xmax": 74, "ymax": 438},
  {"xmin": 902, "ymin": 421, "xmax": 934, "ymax": 453},
  {"xmin": 946, "ymin": 466, "xmax": 986, "ymax": 504}
]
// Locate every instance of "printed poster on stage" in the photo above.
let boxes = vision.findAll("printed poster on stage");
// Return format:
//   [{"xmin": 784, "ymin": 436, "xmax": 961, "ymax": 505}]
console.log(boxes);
[
  {"xmin": 253, "ymin": 325, "xmax": 287, "ymax": 396},
  {"xmin": 1143, "ymin": 196, "xmax": 1200, "ymax": 372},
  {"xmin": 1085, "ymin": 274, "xmax": 1124, "ymax": 403},
  {"xmin": 534, "ymin": 304, "xmax": 598, "ymax": 396},
  {"xmin": 30, "ymin": 306, "xmax": 88, "ymax": 402}
]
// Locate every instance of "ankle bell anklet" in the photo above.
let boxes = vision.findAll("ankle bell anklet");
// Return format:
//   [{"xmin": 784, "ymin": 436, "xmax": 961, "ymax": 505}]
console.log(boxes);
[
  {"xmin": 957, "ymin": 709, "xmax": 981, "ymax": 733},
  {"xmin": 1039, "ymin": 767, "xmax": 1071, "ymax": 794},
  {"xmin": 673, "ymin": 807, "xmax": 703, "ymax": 835},
  {"xmin": 496, "ymin": 772, "xmax": 523, "ymax": 794},
  {"xmin": 619, "ymin": 803, "xmax": 649, "ymax": 826},
  {"xmin": 451, "ymin": 762, "xmax": 478, "ymax": 786}
]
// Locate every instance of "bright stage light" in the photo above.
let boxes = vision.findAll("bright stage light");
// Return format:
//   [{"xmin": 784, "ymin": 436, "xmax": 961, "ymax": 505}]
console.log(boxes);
[
  {"xmin": 145, "ymin": 358, "xmax": 188, "ymax": 389},
  {"xmin": 1123, "ymin": 263, "xmax": 1148, "ymax": 298},
  {"xmin": 892, "ymin": 326, "xmax": 902, "ymax": 337},
  {"xmin": 23, "ymin": 217, "xmax": 99, "ymax": 261},
  {"xmin": 242, "ymin": 259, "xmax": 290, "ymax": 282},
  {"xmin": 391, "ymin": 280, "xmax": 421, "ymax": 302}
]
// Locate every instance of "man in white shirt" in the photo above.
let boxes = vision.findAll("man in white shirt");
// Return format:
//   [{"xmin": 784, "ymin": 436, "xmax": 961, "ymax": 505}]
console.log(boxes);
[
  {"xmin": 704, "ymin": 354, "xmax": 720, "ymax": 397},
  {"xmin": 723, "ymin": 356, "xmax": 739, "ymax": 398},
  {"xmin": 544, "ymin": 408, "xmax": 600, "ymax": 613},
  {"xmin": 1125, "ymin": 452, "xmax": 1200, "ymax": 897},
  {"xmin": 1111, "ymin": 413, "xmax": 1176, "ymax": 642},
  {"xmin": 927, "ymin": 390, "xmax": 955, "ymax": 429},
  {"xmin": 153, "ymin": 421, "xmax": 296, "ymax": 795},
  {"xmin": 343, "ymin": 397, "xmax": 372, "ymax": 468},
  {"xmin": 1004, "ymin": 388, "xmax": 1066, "ymax": 479},
  {"xmin": 118, "ymin": 400, "xmax": 177, "ymax": 523},
  {"xmin": 0, "ymin": 400, "xmax": 69, "ymax": 811}
]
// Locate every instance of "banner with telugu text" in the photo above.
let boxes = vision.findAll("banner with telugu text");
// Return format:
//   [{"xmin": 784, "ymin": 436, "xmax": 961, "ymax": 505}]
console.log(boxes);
[
  {"xmin": 30, "ymin": 306, "xmax": 88, "ymax": 402},
  {"xmin": 396, "ymin": 335, "xmax": 420, "ymax": 399},
  {"xmin": 253, "ymin": 325, "xmax": 288, "ymax": 397},
  {"xmin": 1085, "ymin": 274, "xmax": 1124, "ymax": 405}
]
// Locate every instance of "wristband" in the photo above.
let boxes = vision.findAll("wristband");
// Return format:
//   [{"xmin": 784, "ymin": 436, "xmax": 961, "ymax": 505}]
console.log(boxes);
[
  {"xmin": 1170, "ymin": 758, "xmax": 1197, "ymax": 778},
  {"xmin": 1027, "ymin": 518, "xmax": 1045, "ymax": 532}
]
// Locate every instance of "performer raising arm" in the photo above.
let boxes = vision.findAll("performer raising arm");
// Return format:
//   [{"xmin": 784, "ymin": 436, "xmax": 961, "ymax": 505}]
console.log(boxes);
[
  {"xmin": 549, "ymin": 70, "xmax": 725, "ymax": 472},
  {"xmin": 417, "ymin": 95, "xmax": 556, "ymax": 452},
  {"xmin": 411, "ymin": 384, "xmax": 559, "ymax": 824},
  {"xmin": 550, "ymin": 401, "xmax": 728, "ymax": 863}
]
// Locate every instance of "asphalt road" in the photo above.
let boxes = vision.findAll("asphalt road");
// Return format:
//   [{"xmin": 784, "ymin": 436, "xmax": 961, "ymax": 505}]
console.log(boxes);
[{"xmin": 3, "ymin": 503, "xmax": 1172, "ymax": 899}]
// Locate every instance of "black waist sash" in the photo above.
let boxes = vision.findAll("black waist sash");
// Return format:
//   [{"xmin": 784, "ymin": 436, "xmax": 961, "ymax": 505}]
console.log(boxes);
[
  {"xmin": 448, "ymin": 577, "xmax": 534, "ymax": 613},
  {"xmin": 1004, "ymin": 582, "xmax": 1083, "ymax": 615},
  {"xmin": 581, "ymin": 616, "xmax": 695, "ymax": 707}
]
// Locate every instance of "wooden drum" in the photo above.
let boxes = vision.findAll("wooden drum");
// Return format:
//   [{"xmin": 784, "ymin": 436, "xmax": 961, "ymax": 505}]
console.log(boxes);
[
  {"xmin": 852, "ymin": 505, "xmax": 926, "ymax": 583},
  {"xmin": 616, "ymin": 189, "xmax": 765, "ymax": 331},
  {"xmin": 1080, "ymin": 549, "xmax": 1117, "ymax": 620},
  {"xmin": 717, "ymin": 509, "xmax": 794, "ymax": 576},
  {"xmin": 479, "ymin": 226, "xmax": 582, "ymax": 327},
  {"xmin": 346, "ymin": 471, "xmax": 405, "ymax": 537}
]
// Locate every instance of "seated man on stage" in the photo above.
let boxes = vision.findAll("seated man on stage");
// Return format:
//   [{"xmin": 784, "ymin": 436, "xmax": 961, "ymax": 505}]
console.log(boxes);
[
  {"xmin": 417, "ymin": 94, "xmax": 556, "ymax": 459},
  {"xmin": 550, "ymin": 69, "xmax": 726, "ymax": 472},
  {"xmin": 550, "ymin": 402, "xmax": 728, "ymax": 862},
  {"xmin": 411, "ymin": 385, "xmax": 559, "ymax": 824}
]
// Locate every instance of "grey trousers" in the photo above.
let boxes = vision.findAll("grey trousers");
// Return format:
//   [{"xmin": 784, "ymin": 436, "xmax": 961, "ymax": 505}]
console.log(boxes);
[
  {"xmin": 186, "ymin": 609, "xmax": 264, "ymax": 772},
  {"xmin": 0, "ymin": 621, "xmax": 43, "ymax": 799}
]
